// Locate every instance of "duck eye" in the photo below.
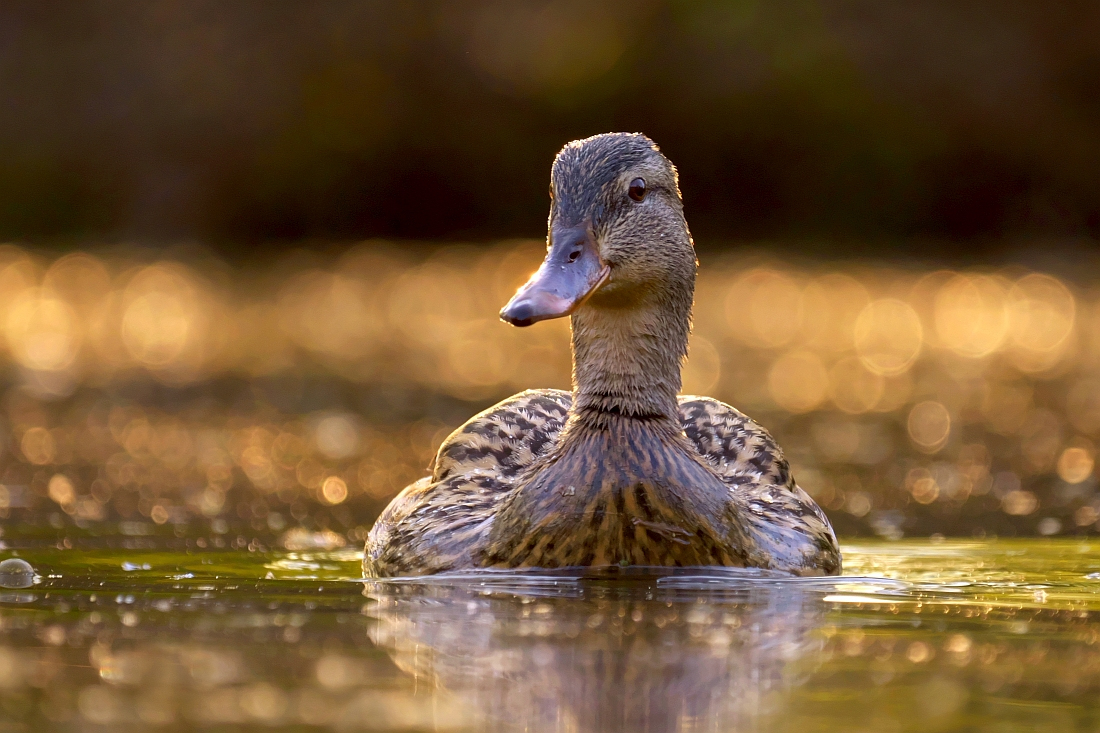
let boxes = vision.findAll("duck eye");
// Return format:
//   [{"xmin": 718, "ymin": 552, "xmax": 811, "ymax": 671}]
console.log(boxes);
[{"xmin": 628, "ymin": 178, "xmax": 647, "ymax": 202}]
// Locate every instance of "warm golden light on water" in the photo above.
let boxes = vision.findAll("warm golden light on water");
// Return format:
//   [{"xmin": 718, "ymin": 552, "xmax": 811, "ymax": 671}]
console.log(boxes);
[
  {"xmin": 0, "ymin": 241, "xmax": 1089, "ymax": 537},
  {"xmin": 0, "ymin": 242, "xmax": 1085, "ymax": 410},
  {"xmin": 906, "ymin": 468, "xmax": 940, "ymax": 505},
  {"xmin": 1002, "ymin": 489, "xmax": 1039, "ymax": 516},
  {"xmin": 1058, "ymin": 445, "xmax": 1095, "ymax": 484},
  {"xmin": 934, "ymin": 274, "xmax": 1009, "ymax": 357},
  {"xmin": 47, "ymin": 473, "xmax": 74, "ymax": 506},
  {"xmin": 827, "ymin": 356, "xmax": 884, "ymax": 414},
  {"xmin": 321, "ymin": 476, "xmax": 349, "ymax": 505},
  {"xmin": 801, "ymin": 273, "xmax": 870, "ymax": 352},
  {"xmin": 854, "ymin": 299, "xmax": 923, "ymax": 375},
  {"xmin": 768, "ymin": 350, "xmax": 828, "ymax": 413},
  {"xmin": 121, "ymin": 265, "xmax": 199, "ymax": 368},
  {"xmin": 907, "ymin": 401, "xmax": 952, "ymax": 453},
  {"xmin": 1007, "ymin": 273, "xmax": 1075, "ymax": 353},
  {"xmin": 725, "ymin": 268, "xmax": 803, "ymax": 348}
]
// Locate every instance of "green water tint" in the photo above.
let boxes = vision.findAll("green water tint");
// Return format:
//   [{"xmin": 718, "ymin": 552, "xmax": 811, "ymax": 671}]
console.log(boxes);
[{"xmin": 2, "ymin": 540, "xmax": 1100, "ymax": 731}]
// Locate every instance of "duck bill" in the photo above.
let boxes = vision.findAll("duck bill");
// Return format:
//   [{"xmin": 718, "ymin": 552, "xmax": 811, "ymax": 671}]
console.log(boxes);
[{"xmin": 500, "ymin": 224, "xmax": 610, "ymax": 327}]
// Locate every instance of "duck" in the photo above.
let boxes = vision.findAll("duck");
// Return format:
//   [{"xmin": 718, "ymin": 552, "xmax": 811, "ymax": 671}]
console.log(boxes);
[{"xmin": 364, "ymin": 132, "xmax": 841, "ymax": 578}]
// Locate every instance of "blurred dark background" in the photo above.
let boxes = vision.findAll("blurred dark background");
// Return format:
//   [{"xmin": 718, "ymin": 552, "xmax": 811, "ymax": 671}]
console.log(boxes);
[{"xmin": 3, "ymin": 1, "xmax": 1100, "ymax": 254}]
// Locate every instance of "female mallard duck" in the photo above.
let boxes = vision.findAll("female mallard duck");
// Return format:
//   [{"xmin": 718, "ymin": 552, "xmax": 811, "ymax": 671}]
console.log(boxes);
[{"xmin": 365, "ymin": 133, "xmax": 840, "ymax": 577}]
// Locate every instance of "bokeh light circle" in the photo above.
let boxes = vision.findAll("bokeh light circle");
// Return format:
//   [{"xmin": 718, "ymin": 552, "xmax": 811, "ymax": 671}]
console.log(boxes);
[
  {"xmin": 767, "ymin": 350, "xmax": 828, "ymax": 413},
  {"xmin": 854, "ymin": 299, "xmax": 923, "ymax": 375},
  {"xmin": 828, "ymin": 356, "xmax": 885, "ymax": 414},
  {"xmin": 1007, "ymin": 273, "xmax": 1075, "ymax": 354},
  {"xmin": 725, "ymin": 269, "xmax": 803, "ymax": 349},
  {"xmin": 907, "ymin": 401, "xmax": 951, "ymax": 453},
  {"xmin": 934, "ymin": 274, "xmax": 1009, "ymax": 357}
]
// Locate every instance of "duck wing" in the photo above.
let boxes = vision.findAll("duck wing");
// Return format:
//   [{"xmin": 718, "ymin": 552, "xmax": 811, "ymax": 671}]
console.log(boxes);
[
  {"xmin": 677, "ymin": 396, "xmax": 841, "ymax": 575},
  {"xmin": 364, "ymin": 389, "xmax": 572, "ymax": 576}
]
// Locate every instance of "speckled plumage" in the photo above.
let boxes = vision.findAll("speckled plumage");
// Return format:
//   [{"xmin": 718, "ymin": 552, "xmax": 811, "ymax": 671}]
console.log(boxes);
[
  {"xmin": 365, "ymin": 391, "xmax": 839, "ymax": 577},
  {"xmin": 364, "ymin": 132, "xmax": 840, "ymax": 577}
]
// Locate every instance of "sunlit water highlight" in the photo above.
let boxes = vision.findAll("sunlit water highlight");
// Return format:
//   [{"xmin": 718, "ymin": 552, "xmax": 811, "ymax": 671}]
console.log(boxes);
[
  {"xmin": 1, "ymin": 540, "xmax": 1100, "ymax": 730},
  {"xmin": 0, "ymin": 242, "xmax": 1096, "ymax": 543}
]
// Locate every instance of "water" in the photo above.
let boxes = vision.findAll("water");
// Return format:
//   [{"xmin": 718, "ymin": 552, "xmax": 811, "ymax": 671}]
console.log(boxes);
[
  {"xmin": 0, "ymin": 540, "xmax": 1098, "ymax": 731},
  {"xmin": 0, "ymin": 243, "xmax": 1093, "ymax": 730}
]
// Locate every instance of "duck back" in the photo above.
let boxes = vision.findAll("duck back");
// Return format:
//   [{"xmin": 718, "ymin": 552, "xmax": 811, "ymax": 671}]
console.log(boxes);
[{"xmin": 364, "ymin": 390, "xmax": 840, "ymax": 577}]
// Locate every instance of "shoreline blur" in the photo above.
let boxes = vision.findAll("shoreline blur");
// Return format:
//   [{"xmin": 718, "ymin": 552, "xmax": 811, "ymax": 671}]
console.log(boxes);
[{"xmin": 0, "ymin": 239, "xmax": 1095, "ymax": 543}]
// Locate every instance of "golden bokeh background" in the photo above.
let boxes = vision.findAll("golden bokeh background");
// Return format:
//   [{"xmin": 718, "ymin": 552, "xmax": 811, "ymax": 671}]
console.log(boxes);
[{"xmin": 0, "ymin": 241, "xmax": 1096, "ymax": 543}]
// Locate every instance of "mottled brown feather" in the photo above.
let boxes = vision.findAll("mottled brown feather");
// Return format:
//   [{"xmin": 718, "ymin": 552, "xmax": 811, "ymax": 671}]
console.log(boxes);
[
  {"xmin": 364, "ymin": 391, "xmax": 840, "ymax": 577},
  {"xmin": 677, "ymin": 396, "xmax": 841, "ymax": 575},
  {"xmin": 364, "ymin": 390, "xmax": 569, "ymax": 577}
]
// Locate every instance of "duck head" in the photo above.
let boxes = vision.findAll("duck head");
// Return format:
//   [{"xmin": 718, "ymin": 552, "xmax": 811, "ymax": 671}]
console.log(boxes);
[
  {"xmin": 500, "ymin": 132, "xmax": 695, "ymax": 327},
  {"xmin": 501, "ymin": 133, "xmax": 697, "ymax": 423}
]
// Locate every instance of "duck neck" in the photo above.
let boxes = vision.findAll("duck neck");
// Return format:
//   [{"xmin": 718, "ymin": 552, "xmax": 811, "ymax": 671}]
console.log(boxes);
[{"xmin": 569, "ymin": 283, "xmax": 693, "ymax": 428}]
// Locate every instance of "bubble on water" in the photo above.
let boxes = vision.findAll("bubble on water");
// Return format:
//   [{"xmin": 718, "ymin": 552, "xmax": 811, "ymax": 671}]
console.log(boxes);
[{"xmin": 0, "ymin": 558, "xmax": 35, "ymax": 589}]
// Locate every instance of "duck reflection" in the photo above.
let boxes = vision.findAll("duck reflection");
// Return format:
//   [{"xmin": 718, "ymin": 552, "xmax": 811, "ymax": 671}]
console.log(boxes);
[{"xmin": 365, "ymin": 569, "xmax": 831, "ymax": 733}]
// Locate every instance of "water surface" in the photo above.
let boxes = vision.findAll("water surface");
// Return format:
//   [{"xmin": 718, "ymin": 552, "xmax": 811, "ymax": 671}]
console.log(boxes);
[{"xmin": 2, "ymin": 539, "xmax": 1100, "ymax": 731}]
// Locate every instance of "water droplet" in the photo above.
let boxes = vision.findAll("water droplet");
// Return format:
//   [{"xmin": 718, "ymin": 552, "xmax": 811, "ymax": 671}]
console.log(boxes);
[{"xmin": 0, "ymin": 558, "xmax": 35, "ymax": 589}]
